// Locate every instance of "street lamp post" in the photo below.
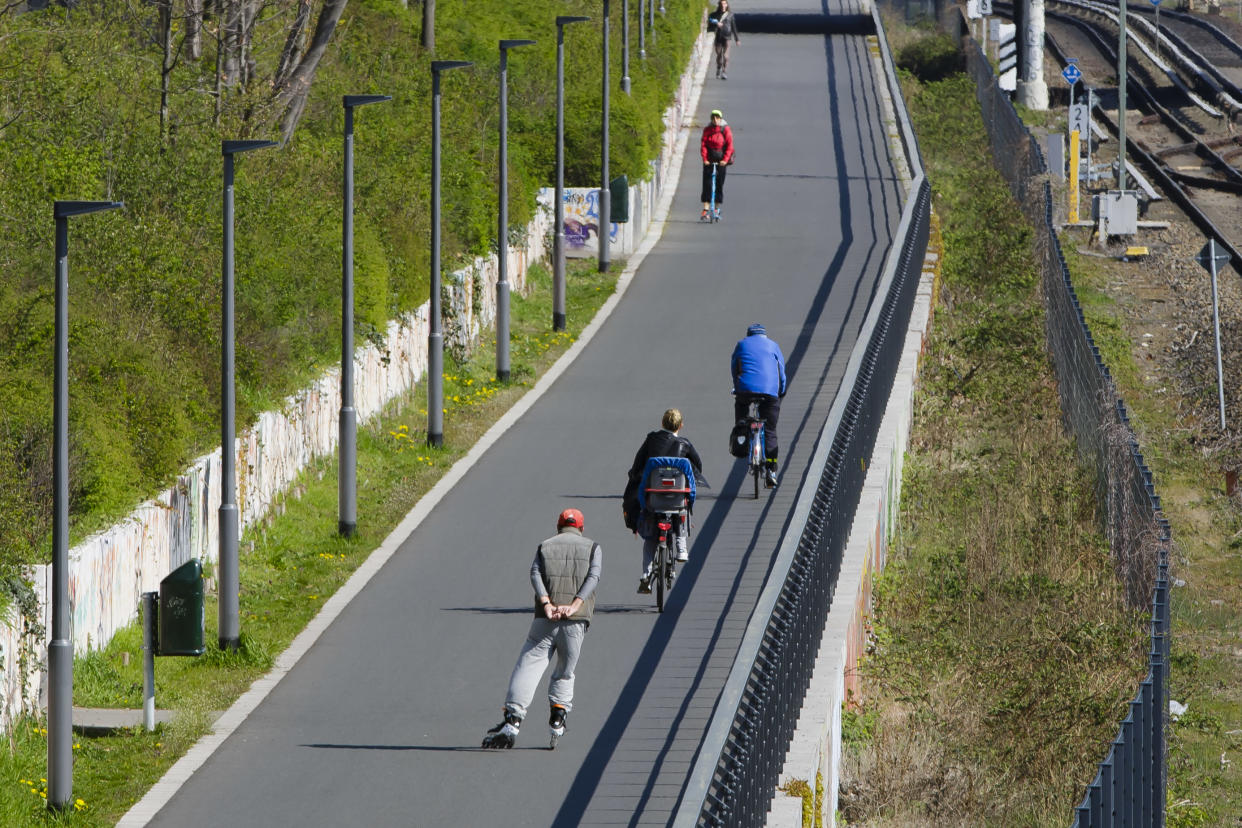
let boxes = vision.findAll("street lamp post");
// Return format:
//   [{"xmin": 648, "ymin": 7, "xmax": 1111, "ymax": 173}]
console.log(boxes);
[
  {"xmin": 555, "ymin": 16, "xmax": 590, "ymax": 332},
  {"xmin": 496, "ymin": 39, "xmax": 537, "ymax": 384},
  {"xmin": 621, "ymin": 0, "xmax": 631, "ymax": 93},
  {"xmin": 339, "ymin": 94, "xmax": 391, "ymax": 539},
  {"xmin": 49, "ymin": 199, "xmax": 123, "ymax": 810},
  {"xmin": 650, "ymin": 0, "xmax": 656, "ymax": 45},
  {"xmin": 639, "ymin": 0, "xmax": 646, "ymax": 59},
  {"xmin": 429, "ymin": 60, "xmax": 472, "ymax": 446},
  {"xmin": 600, "ymin": 0, "xmax": 612, "ymax": 273},
  {"xmin": 220, "ymin": 139, "xmax": 276, "ymax": 653}
]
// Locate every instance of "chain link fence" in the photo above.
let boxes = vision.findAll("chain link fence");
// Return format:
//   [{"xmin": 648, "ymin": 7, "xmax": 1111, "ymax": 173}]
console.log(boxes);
[{"xmin": 965, "ymin": 37, "xmax": 1169, "ymax": 828}]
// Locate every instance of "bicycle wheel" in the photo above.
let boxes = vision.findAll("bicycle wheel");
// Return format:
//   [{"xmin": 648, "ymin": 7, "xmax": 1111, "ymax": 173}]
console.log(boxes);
[
  {"xmin": 752, "ymin": 462, "xmax": 760, "ymax": 499},
  {"xmin": 655, "ymin": 541, "xmax": 666, "ymax": 613}
]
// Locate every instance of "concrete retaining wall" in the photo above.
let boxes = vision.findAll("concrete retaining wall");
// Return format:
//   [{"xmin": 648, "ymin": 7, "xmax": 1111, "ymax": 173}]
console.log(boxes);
[{"xmin": 772, "ymin": 244, "xmax": 938, "ymax": 825}]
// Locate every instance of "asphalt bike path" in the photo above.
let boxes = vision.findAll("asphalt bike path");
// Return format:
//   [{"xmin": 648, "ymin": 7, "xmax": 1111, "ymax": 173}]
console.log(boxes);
[{"xmin": 142, "ymin": 4, "xmax": 904, "ymax": 825}]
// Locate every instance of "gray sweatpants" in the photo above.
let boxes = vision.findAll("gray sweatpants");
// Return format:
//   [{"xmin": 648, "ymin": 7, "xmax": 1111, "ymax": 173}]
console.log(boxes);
[{"xmin": 503, "ymin": 618, "xmax": 587, "ymax": 719}]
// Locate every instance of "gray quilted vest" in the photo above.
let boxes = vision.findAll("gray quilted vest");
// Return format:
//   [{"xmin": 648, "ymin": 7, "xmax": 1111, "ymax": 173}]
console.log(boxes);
[{"xmin": 536, "ymin": 531, "xmax": 597, "ymax": 623}]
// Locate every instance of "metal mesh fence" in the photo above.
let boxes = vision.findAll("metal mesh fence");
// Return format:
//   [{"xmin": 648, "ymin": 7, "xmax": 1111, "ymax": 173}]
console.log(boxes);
[
  {"xmin": 965, "ymin": 38, "xmax": 1169, "ymax": 828},
  {"xmin": 675, "ymin": 4, "xmax": 933, "ymax": 821},
  {"xmin": 688, "ymin": 179, "xmax": 932, "ymax": 828}
]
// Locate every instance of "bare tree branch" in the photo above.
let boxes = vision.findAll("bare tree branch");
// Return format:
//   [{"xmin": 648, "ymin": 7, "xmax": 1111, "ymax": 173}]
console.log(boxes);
[
  {"xmin": 272, "ymin": 0, "xmax": 347, "ymax": 144},
  {"xmin": 273, "ymin": 0, "xmax": 312, "ymax": 91}
]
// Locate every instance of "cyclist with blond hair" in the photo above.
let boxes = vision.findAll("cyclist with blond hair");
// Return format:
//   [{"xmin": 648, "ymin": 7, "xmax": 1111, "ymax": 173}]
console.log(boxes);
[{"xmin": 622, "ymin": 409, "xmax": 707, "ymax": 593}]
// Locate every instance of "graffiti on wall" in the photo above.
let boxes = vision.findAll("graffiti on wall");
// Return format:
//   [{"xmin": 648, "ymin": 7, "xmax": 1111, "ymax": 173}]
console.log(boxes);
[{"xmin": 562, "ymin": 188, "xmax": 618, "ymax": 251}]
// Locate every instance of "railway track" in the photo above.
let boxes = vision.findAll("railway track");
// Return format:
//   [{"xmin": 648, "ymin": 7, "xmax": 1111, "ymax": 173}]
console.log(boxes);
[{"xmin": 994, "ymin": 0, "xmax": 1242, "ymax": 274}]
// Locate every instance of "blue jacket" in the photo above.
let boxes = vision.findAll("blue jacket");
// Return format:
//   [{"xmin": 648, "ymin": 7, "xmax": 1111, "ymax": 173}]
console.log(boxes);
[{"xmin": 731, "ymin": 333, "xmax": 787, "ymax": 397}]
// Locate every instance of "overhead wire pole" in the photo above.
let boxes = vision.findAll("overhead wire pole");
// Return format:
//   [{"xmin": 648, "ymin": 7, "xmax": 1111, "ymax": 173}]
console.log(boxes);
[
  {"xmin": 1017, "ymin": 0, "xmax": 1048, "ymax": 110},
  {"xmin": 1118, "ymin": 0, "xmax": 1128, "ymax": 191}
]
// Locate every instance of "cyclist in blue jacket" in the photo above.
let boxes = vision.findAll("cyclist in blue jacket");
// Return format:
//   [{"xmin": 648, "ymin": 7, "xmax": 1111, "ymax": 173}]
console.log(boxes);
[{"xmin": 731, "ymin": 323, "xmax": 786, "ymax": 488}]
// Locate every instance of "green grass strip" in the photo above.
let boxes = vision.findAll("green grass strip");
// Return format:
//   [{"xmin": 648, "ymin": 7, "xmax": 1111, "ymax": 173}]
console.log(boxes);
[{"xmin": 0, "ymin": 259, "xmax": 616, "ymax": 826}]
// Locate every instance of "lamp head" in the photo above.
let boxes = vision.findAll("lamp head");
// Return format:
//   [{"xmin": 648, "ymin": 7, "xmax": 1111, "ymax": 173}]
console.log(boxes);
[
  {"xmin": 431, "ymin": 60, "xmax": 473, "ymax": 73},
  {"xmin": 557, "ymin": 15, "xmax": 591, "ymax": 25},
  {"xmin": 344, "ymin": 94, "xmax": 392, "ymax": 108},
  {"xmin": 500, "ymin": 39, "xmax": 537, "ymax": 51},
  {"xmin": 54, "ymin": 200, "xmax": 124, "ymax": 219},
  {"xmin": 223, "ymin": 139, "xmax": 278, "ymax": 155}
]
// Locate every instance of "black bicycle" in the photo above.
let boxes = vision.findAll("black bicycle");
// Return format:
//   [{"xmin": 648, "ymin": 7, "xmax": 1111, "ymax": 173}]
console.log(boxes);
[
  {"xmin": 643, "ymin": 464, "xmax": 692, "ymax": 613},
  {"xmin": 745, "ymin": 400, "xmax": 767, "ymax": 499}
]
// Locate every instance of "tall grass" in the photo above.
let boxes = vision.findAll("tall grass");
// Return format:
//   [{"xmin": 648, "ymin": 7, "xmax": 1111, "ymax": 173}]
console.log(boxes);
[{"xmin": 838, "ymin": 65, "xmax": 1148, "ymax": 826}]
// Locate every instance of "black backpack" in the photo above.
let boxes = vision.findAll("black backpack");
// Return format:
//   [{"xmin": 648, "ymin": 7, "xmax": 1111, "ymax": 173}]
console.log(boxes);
[{"xmin": 728, "ymin": 420, "xmax": 748, "ymax": 458}]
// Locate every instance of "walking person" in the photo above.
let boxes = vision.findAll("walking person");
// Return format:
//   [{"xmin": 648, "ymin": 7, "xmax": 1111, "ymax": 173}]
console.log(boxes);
[
  {"xmin": 712, "ymin": 0, "xmax": 740, "ymax": 79},
  {"xmin": 731, "ymin": 323, "xmax": 787, "ymax": 488},
  {"xmin": 700, "ymin": 108, "xmax": 734, "ymax": 221},
  {"xmin": 622, "ymin": 408, "xmax": 707, "ymax": 593},
  {"xmin": 481, "ymin": 508, "xmax": 602, "ymax": 750}
]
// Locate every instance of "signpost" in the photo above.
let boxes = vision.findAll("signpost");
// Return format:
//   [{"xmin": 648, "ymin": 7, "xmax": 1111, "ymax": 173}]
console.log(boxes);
[
  {"xmin": 1063, "ymin": 61, "xmax": 1084, "ymax": 222},
  {"xmin": 1069, "ymin": 134, "xmax": 1081, "ymax": 222},
  {"xmin": 1060, "ymin": 60, "xmax": 1082, "ymax": 87},
  {"xmin": 1069, "ymin": 103, "xmax": 1089, "ymax": 137},
  {"xmin": 1196, "ymin": 239, "xmax": 1231, "ymax": 430}
]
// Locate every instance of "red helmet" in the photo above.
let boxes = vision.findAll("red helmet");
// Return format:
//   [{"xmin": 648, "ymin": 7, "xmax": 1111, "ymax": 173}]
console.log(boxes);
[{"xmin": 557, "ymin": 508, "xmax": 585, "ymax": 530}]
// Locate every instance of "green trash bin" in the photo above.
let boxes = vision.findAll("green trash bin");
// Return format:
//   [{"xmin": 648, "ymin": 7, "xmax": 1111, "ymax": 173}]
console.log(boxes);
[
  {"xmin": 159, "ymin": 559, "xmax": 205, "ymax": 656},
  {"xmin": 610, "ymin": 175, "xmax": 629, "ymax": 223}
]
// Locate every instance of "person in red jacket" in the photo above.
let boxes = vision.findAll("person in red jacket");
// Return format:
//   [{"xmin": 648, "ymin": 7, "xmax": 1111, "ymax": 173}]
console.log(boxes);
[{"xmin": 700, "ymin": 109, "xmax": 734, "ymax": 221}]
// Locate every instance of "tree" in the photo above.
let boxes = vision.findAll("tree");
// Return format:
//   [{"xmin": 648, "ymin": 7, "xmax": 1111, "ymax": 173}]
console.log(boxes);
[{"xmin": 269, "ymin": 0, "xmax": 348, "ymax": 143}]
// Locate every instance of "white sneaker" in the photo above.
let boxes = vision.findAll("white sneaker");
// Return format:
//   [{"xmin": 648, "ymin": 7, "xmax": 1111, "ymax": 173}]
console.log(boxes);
[{"xmin": 675, "ymin": 548, "xmax": 689, "ymax": 563}]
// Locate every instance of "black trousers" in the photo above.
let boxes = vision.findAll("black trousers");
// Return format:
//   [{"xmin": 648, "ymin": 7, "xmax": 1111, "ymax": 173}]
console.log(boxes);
[
  {"xmin": 700, "ymin": 163, "xmax": 727, "ymax": 205},
  {"xmin": 734, "ymin": 393, "xmax": 780, "ymax": 463}
]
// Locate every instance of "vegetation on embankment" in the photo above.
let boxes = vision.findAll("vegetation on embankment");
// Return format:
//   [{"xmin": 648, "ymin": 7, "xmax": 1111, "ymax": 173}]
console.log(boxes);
[
  {"xmin": 0, "ymin": 0, "xmax": 702, "ymax": 590},
  {"xmin": 837, "ymin": 32, "xmax": 1149, "ymax": 826}
]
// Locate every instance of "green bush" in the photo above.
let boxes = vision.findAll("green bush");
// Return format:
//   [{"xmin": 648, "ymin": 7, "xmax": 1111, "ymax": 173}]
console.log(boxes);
[
  {"xmin": 896, "ymin": 32, "xmax": 964, "ymax": 82},
  {"xmin": 0, "ymin": 0, "xmax": 707, "ymax": 592}
]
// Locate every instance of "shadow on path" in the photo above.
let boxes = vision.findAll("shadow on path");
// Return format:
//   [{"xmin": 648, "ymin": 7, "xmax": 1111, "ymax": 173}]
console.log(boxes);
[{"xmin": 302, "ymin": 743, "xmax": 548, "ymax": 753}]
